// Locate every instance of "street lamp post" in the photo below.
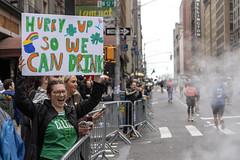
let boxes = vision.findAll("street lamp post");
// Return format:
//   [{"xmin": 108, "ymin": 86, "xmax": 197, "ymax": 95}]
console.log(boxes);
[
  {"xmin": 143, "ymin": 39, "xmax": 161, "ymax": 75},
  {"xmin": 114, "ymin": 0, "xmax": 120, "ymax": 101}
]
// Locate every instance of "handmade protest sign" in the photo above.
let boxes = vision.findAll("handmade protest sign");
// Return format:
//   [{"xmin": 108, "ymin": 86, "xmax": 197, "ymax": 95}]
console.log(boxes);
[{"xmin": 21, "ymin": 13, "xmax": 103, "ymax": 76}]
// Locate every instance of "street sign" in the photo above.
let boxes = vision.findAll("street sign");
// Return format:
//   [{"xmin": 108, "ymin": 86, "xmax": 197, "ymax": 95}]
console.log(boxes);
[
  {"xmin": 106, "ymin": 27, "xmax": 131, "ymax": 36},
  {"xmin": 98, "ymin": 0, "xmax": 116, "ymax": 7},
  {"xmin": 132, "ymin": 40, "xmax": 137, "ymax": 47},
  {"xmin": 123, "ymin": 44, "xmax": 128, "ymax": 51}
]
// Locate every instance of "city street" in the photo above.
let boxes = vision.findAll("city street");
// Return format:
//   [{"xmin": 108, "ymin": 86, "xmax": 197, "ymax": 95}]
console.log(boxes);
[{"xmin": 107, "ymin": 86, "xmax": 240, "ymax": 160}]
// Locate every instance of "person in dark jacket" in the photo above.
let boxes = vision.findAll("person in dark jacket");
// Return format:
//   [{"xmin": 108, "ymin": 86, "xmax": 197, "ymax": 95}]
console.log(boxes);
[
  {"xmin": 15, "ymin": 56, "xmax": 104, "ymax": 160},
  {"xmin": 123, "ymin": 81, "xmax": 142, "ymax": 137},
  {"xmin": 3, "ymin": 78, "xmax": 21, "ymax": 135}
]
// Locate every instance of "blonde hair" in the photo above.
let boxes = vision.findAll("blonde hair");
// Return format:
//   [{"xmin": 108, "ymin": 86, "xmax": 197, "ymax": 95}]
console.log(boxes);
[{"xmin": 62, "ymin": 75, "xmax": 73, "ymax": 83}]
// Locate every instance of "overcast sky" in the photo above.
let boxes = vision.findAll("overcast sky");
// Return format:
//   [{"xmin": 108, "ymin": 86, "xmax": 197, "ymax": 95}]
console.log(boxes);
[{"xmin": 141, "ymin": 0, "xmax": 182, "ymax": 79}]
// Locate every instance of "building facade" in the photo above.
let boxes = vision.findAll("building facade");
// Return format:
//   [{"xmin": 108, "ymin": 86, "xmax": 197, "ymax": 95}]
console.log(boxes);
[
  {"xmin": 182, "ymin": 0, "xmax": 193, "ymax": 76},
  {"xmin": 174, "ymin": 0, "xmax": 234, "ymax": 78},
  {"xmin": 173, "ymin": 23, "xmax": 183, "ymax": 77},
  {"xmin": 0, "ymin": 0, "xmax": 66, "ymax": 81}
]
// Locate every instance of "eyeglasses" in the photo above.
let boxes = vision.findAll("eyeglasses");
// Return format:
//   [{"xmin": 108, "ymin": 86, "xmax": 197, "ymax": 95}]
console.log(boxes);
[{"xmin": 52, "ymin": 90, "xmax": 67, "ymax": 96}]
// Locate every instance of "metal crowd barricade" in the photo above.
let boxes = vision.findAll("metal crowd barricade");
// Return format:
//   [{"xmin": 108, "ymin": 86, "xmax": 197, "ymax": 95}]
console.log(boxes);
[
  {"xmin": 118, "ymin": 101, "xmax": 141, "ymax": 138},
  {"xmin": 61, "ymin": 93, "xmax": 156, "ymax": 160},
  {"xmin": 87, "ymin": 108, "xmax": 107, "ymax": 160},
  {"xmin": 144, "ymin": 97, "xmax": 156, "ymax": 132},
  {"xmin": 89, "ymin": 102, "xmax": 130, "ymax": 160},
  {"xmin": 101, "ymin": 102, "xmax": 131, "ymax": 145},
  {"xmin": 132, "ymin": 100, "xmax": 144, "ymax": 137},
  {"xmin": 133, "ymin": 98, "xmax": 156, "ymax": 133},
  {"xmin": 61, "ymin": 135, "xmax": 91, "ymax": 160}
]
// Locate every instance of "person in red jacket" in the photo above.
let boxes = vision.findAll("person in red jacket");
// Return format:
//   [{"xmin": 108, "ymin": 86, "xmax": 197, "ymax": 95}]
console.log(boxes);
[{"xmin": 184, "ymin": 82, "xmax": 198, "ymax": 121}]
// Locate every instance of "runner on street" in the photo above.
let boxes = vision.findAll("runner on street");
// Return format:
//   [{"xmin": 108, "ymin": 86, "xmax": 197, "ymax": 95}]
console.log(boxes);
[{"xmin": 184, "ymin": 82, "xmax": 198, "ymax": 121}]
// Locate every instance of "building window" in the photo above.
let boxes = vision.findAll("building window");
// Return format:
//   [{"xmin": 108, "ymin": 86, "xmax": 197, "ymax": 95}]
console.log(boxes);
[
  {"xmin": 230, "ymin": 13, "xmax": 233, "ymax": 20},
  {"xmin": 230, "ymin": 23, "xmax": 233, "ymax": 30},
  {"xmin": 230, "ymin": 33, "xmax": 234, "ymax": 40},
  {"xmin": 230, "ymin": 3, "xmax": 233, "ymax": 10},
  {"xmin": 44, "ymin": 1, "xmax": 48, "ymax": 13}
]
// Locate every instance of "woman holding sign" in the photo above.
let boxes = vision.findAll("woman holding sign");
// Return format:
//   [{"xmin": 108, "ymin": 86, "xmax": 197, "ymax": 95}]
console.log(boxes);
[
  {"xmin": 15, "ymin": 56, "xmax": 104, "ymax": 160},
  {"xmin": 62, "ymin": 75, "xmax": 84, "ymax": 106}
]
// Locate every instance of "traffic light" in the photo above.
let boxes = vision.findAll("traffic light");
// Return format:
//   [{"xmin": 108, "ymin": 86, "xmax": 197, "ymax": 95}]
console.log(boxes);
[{"xmin": 106, "ymin": 45, "xmax": 115, "ymax": 61}]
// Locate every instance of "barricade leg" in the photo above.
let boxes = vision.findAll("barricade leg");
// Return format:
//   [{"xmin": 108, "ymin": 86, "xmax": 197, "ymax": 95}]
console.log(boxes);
[{"xmin": 108, "ymin": 130, "xmax": 131, "ymax": 145}]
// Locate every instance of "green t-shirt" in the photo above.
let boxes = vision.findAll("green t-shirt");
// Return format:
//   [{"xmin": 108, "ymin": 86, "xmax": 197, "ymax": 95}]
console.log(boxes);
[
  {"xmin": 40, "ymin": 110, "xmax": 77, "ymax": 160},
  {"xmin": 178, "ymin": 78, "xmax": 185, "ymax": 87}
]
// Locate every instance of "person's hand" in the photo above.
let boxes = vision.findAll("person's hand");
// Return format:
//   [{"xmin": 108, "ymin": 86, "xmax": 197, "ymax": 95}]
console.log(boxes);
[
  {"xmin": 94, "ymin": 75, "xmax": 103, "ymax": 83},
  {"xmin": 92, "ymin": 110, "xmax": 104, "ymax": 121},
  {"xmin": 88, "ymin": 121, "xmax": 94, "ymax": 131},
  {"xmin": 78, "ymin": 121, "xmax": 91, "ymax": 136},
  {"xmin": 136, "ymin": 87, "xmax": 142, "ymax": 92},
  {"xmin": 18, "ymin": 56, "xmax": 26, "ymax": 72}
]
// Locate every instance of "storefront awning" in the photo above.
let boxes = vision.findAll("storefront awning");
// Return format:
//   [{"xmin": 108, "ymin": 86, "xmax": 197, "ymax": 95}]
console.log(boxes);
[{"xmin": 0, "ymin": 37, "xmax": 21, "ymax": 58}]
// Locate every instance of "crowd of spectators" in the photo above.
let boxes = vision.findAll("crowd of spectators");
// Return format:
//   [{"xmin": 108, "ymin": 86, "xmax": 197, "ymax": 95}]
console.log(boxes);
[{"xmin": 0, "ymin": 70, "xmax": 154, "ymax": 159}]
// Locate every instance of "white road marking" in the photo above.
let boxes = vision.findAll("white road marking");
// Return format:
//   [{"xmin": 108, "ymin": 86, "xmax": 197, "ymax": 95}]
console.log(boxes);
[
  {"xmin": 98, "ymin": 154, "xmax": 115, "ymax": 158},
  {"xmin": 112, "ymin": 143, "xmax": 118, "ymax": 145},
  {"xmin": 201, "ymin": 116, "xmax": 240, "ymax": 120},
  {"xmin": 159, "ymin": 127, "xmax": 172, "ymax": 139},
  {"xmin": 105, "ymin": 149, "xmax": 113, "ymax": 153},
  {"xmin": 203, "ymin": 124, "xmax": 215, "ymax": 127},
  {"xmin": 185, "ymin": 125, "xmax": 203, "ymax": 136}
]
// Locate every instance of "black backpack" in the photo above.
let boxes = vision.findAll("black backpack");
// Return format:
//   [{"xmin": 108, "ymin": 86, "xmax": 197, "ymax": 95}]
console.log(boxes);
[{"xmin": 0, "ymin": 93, "xmax": 14, "ymax": 119}]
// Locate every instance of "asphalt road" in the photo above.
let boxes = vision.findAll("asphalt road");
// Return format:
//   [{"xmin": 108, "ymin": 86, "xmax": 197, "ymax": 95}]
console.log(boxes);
[{"xmin": 106, "ymin": 86, "xmax": 240, "ymax": 160}]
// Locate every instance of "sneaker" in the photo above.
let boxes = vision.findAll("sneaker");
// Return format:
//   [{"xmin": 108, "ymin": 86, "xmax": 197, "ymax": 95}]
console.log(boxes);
[
  {"xmin": 130, "ymin": 133, "xmax": 136, "ymax": 137},
  {"xmin": 187, "ymin": 117, "xmax": 190, "ymax": 121},
  {"xmin": 191, "ymin": 117, "xmax": 194, "ymax": 121},
  {"xmin": 220, "ymin": 120, "xmax": 225, "ymax": 130}
]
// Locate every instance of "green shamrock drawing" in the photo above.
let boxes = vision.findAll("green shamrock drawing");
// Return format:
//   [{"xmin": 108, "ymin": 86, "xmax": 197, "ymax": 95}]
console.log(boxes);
[
  {"xmin": 90, "ymin": 32, "xmax": 103, "ymax": 45},
  {"xmin": 65, "ymin": 24, "xmax": 77, "ymax": 37}
]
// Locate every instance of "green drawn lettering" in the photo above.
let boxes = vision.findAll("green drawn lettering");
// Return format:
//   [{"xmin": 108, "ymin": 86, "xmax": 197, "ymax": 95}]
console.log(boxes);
[
  {"xmin": 59, "ymin": 18, "xmax": 66, "ymax": 33},
  {"xmin": 82, "ymin": 55, "xmax": 91, "ymax": 73},
  {"xmin": 50, "ymin": 38, "xmax": 59, "ymax": 51},
  {"xmin": 69, "ymin": 54, "xmax": 77, "ymax": 72},
  {"xmin": 39, "ymin": 53, "xmax": 49, "ymax": 72},
  {"xmin": 81, "ymin": 38, "xmax": 88, "ymax": 53},
  {"xmin": 44, "ymin": 18, "xmax": 51, "ymax": 32},
  {"xmin": 86, "ymin": 21, "xmax": 93, "ymax": 33},
  {"xmin": 97, "ymin": 55, "xmax": 103, "ymax": 73},
  {"xmin": 26, "ymin": 16, "xmax": 35, "ymax": 32}
]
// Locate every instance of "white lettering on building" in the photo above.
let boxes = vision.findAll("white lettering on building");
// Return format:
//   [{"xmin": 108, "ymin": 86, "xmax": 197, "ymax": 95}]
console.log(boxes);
[{"xmin": 196, "ymin": 0, "xmax": 201, "ymax": 37}]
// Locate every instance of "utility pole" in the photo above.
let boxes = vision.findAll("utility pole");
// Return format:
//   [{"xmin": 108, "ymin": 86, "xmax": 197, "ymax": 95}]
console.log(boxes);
[
  {"xmin": 114, "ymin": 0, "xmax": 120, "ymax": 101},
  {"xmin": 132, "ymin": 0, "xmax": 137, "ymax": 78}
]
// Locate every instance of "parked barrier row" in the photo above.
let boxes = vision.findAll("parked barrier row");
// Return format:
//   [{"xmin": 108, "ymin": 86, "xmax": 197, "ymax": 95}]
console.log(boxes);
[{"xmin": 61, "ymin": 96, "xmax": 155, "ymax": 160}]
